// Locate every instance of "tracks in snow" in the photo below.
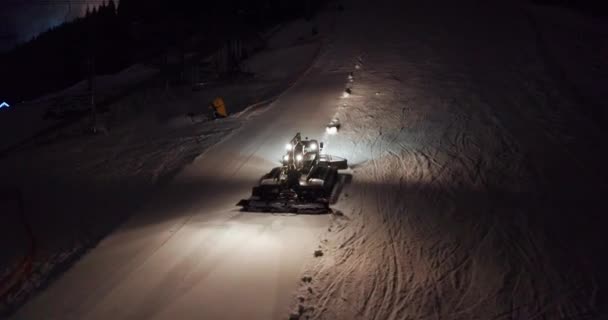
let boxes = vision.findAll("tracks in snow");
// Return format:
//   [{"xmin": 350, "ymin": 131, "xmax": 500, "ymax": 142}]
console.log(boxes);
[{"xmin": 294, "ymin": 3, "xmax": 598, "ymax": 316}]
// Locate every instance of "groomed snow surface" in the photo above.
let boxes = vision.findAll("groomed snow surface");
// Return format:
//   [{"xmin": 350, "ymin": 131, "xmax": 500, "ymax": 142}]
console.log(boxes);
[
  {"xmin": 0, "ymin": 15, "xmax": 326, "ymax": 317},
  {"xmin": 292, "ymin": 1, "xmax": 607, "ymax": 319},
  {"xmin": 3, "ymin": 0, "xmax": 608, "ymax": 319}
]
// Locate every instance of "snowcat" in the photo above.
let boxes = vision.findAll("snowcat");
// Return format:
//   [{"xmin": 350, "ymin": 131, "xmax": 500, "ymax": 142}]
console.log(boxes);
[
  {"xmin": 326, "ymin": 118, "xmax": 340, "ymax": 134},
  {"xmin": 237, "ymin": 133, "xmax": 348, "ymax": 213}
]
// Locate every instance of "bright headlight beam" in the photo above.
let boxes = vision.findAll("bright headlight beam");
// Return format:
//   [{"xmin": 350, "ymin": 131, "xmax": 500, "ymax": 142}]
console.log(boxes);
[
  {"xmin": 309, "ymin": 143, "xmax": 317, "ymax": 151},
  {"xmin": 283, "ymin": 155, "xmax": 289, "ymax": 161},
  {"xmin": 296, "ymin": 154, "xmax": 303, "ymax": 162}
]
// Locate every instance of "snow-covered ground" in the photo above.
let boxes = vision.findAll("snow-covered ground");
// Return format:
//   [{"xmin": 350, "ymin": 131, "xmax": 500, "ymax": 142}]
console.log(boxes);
[
  {"xmin": 290, "ymin": 1, "xmax": 607, "ymax": 319},
  {"xmin": 0, "ymin": 15, "xmax": 329, "ymax": 317},
  {"xmin": 40, "ymin": 64, "xmax": 159, "ymax": 103},
  {"xmin": 526, "ymin": 3, "xmax": 608, "ymax": 125},
  {"xmin": 5, "ymin": 65, "xmax": 344, "ymax": 320},
  {"xmin": 0, "ymin": 64, "xmax": 159, "ymax": 152},
  {"xmin": 4, "ymin": 0, "xmax": 608, "ymax": 319}
]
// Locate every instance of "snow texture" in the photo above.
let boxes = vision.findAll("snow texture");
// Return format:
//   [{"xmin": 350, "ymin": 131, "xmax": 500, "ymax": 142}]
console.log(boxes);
[
  {"xmin": 2, "ymin": 0, "xmax": 607, "ymax": 319},
  {"xmin": 0, "ymin": 14, "xmax": 326, "ymax": 317},
  {"xmin": 292, "ymin": 1, "xmax": 607, "ymax": 319}
]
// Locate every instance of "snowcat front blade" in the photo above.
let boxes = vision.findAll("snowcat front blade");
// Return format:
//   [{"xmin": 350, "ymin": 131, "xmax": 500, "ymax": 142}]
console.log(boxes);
[
  {"xmin": 319, "ymin": 155, "xmax": 348, "ymax": 170},
  {"xmin": 237, "ymin": 199, "xmax": 329, "ymax": 214}
]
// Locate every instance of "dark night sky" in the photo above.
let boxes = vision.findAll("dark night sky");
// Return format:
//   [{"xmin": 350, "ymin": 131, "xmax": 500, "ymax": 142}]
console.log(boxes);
[{"xmin": 0, "ymin": 0, "xmax": 113, "ymax": 52}]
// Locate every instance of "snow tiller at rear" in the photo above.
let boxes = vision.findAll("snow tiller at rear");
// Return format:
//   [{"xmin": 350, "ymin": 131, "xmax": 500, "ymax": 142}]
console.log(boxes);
[{"xmin": 237, "ymin": 133, "xmax": 347, "ymax": 213}]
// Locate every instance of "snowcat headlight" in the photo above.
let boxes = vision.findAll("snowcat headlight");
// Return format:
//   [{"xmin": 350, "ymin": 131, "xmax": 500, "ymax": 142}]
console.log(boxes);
[
  {"xmin": 296, "ymin": 154, "xmax": 303, "ymax": 162},
  {"xmin": 309, "ymin": 143, "xmax": 317, "ymax": 151},
  {"xmin": 285, "ymin": 143, "xmax": 292, "ymax": 151},
  {"xmin": 283, "ymin": 155, "xmax": 289, "ymax": 162}
]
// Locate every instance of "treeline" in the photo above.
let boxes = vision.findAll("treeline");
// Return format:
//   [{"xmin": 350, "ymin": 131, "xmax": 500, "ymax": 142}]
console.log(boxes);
[{"xmin": 0, "ymin": 0, "xmax": 324, "ymax": 102}]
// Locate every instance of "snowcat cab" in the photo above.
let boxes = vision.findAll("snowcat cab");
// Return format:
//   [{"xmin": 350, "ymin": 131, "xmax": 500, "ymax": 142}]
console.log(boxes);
[{"xmin": 237, "ymin": 133, "xmax": 347, "ymax": 213}]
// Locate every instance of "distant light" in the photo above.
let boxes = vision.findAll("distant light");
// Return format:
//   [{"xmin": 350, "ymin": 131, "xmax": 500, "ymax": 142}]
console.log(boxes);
[
  {"xmin": 296, "ymin": 154, "xmax": 303, "ymax": 162},
  {"xmin": 283, "ymin": 155, "xmax": 289, "ymax": 162},
  {"xmin": 285, "ymin": 143, "xmax": 292, "ymax": 151},
  {"xmin": 0, "ymin": 102, "xmax": 9, "ymax": 109}
]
